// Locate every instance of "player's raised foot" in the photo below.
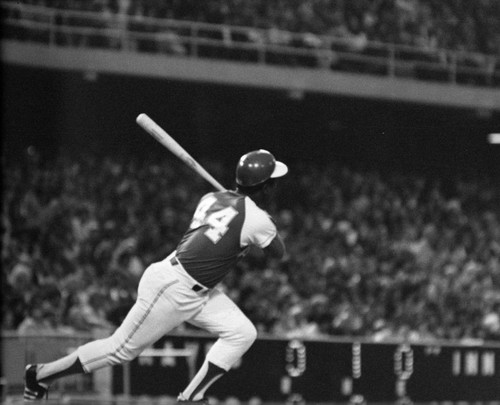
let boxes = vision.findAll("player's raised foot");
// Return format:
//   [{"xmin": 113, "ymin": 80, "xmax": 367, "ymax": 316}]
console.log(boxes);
[
  {"xmin": 24, "ymin": 364, "xmax": 49, "ymax": 401},
  {"xmin": 177, "ymin": 393, "xmax": 209, "ymax": 405}
]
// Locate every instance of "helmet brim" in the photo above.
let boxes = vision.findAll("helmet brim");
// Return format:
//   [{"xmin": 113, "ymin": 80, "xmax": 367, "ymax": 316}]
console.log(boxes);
[{"xmin": 270, "ymin": 161, "xmax": 288, "ymax": 179}]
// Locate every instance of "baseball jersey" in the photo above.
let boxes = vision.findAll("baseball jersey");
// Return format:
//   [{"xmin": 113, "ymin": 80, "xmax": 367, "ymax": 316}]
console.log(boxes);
[{"xmin": 175, "ymin": 190, "xmax": 277, "ymax": 288}]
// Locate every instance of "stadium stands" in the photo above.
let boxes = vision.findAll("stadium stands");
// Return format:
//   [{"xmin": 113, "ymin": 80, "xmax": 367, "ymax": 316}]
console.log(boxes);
[
  {"xmin": 2, "ymin": 0, "xmax": 499, "ymax": 86},
  {"xmin": 6, "ymin": 0, "xmax": 500, "ymax": 54},
  {"xmin": 3, "ymin": 153, "xmax": 499, "ymax": 342}
]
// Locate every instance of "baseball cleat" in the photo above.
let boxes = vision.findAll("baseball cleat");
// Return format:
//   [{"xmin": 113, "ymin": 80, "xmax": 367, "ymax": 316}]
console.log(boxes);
[
  {"xmin": 177, "ymin": 394, "xmax": 209, "ymax": 405},
  {"xmin": 24, "ymin": 364, "xmax": 48, "ymax": 401}
]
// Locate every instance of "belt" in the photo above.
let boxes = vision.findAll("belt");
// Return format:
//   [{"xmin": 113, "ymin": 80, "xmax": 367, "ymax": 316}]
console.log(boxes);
[{"xmin": 170, "ymin": 256, "xmax": 205, "ymax": 292}]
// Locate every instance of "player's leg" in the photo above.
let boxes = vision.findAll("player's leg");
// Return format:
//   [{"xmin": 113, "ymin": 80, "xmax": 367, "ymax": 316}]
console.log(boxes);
[
  {"xmin": 179, "ymin": 289, "xmax": 257, "ymax": 402},
  {"xmin": 76, "ymin": 279, "xmax": 182, "ymax": 372},
  {"xmin": 25, "ymin": 263, "xmax": 203, "ymax": 399}
]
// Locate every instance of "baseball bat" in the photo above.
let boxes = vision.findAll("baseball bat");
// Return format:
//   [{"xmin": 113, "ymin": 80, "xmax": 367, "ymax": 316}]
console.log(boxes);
[{"xmin": 136, "ymin": 113, "xmax": 226, "ymax": 191}]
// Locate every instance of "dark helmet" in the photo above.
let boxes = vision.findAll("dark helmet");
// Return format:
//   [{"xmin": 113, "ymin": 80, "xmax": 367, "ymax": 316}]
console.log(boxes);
[{"xmin": 236, "ymin": 149, "xmax": 288, "ymax": 187}]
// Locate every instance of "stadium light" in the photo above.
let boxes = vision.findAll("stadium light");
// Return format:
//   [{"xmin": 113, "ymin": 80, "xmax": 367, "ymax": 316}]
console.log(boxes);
[{"xmin": 488, "ymin": 133, "xmax": 500, "ymax": 144}]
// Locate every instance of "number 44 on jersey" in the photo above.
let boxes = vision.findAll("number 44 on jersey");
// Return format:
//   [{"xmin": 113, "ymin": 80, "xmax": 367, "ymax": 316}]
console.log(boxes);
[{"xmin": 190, "ymin": 195, "xmax": 238, "ymax": 244}]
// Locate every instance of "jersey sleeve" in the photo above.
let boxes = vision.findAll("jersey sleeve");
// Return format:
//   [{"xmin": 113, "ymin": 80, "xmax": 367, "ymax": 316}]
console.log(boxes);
[{"xmin": 240, "ymin": 197, "xmax": 278, "ymax": 249}]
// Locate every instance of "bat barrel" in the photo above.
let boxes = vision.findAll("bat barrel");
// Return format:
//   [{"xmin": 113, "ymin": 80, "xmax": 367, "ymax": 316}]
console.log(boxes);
[{"xmin": 136, "ymin": 113, "xmax": 226, "ymax": 192}]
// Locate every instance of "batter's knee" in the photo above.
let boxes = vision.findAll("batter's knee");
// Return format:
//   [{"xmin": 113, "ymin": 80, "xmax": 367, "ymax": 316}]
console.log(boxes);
[
  {"xmin": 235, "ymin": 318, "xmax": 258, "ymax": 348},
  {"xmin": 78, "ymin": 336, "xmax": 136, "ymax": 372},
  {"xmin": 205, "ymin": 318, "xmax": 258, "ymax": 371},
  {"xmin": 113, "ymin": 345, "xmax": 141, "ymax": 363},
  {"xmin": 80, "ymin": 336, "xmax": 143, "ymax": 372}
]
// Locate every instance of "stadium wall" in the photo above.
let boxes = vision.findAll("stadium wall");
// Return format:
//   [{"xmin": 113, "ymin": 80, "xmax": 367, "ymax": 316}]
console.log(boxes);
[
  {"xmin": 2, "ymin": 332, "xmax": 500, "ymax": 403},
  {"xmin": 2, "ymin": 40, "xmax": 500, "ymax": 112},
  {"xmin": 114, "ymin": 334, "xmax": 500, "ymax": 403}
]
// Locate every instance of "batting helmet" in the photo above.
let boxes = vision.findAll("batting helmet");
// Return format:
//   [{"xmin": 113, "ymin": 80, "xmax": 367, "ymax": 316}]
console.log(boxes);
[{"xmin": 236, "ymin": 149, "xmax": 288, "ymax": 187}]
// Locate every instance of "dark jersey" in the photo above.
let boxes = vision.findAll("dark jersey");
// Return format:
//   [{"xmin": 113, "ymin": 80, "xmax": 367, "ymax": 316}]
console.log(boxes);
[{"xmin": 175, "ymin": 191, "xmax": 277, "ymax": 288}]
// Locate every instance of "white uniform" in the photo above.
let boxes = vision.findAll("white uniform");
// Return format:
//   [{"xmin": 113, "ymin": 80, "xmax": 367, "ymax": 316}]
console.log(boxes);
[{"xmin": 77, "ymin": 191, "xmax": 278, "ymax": 373}]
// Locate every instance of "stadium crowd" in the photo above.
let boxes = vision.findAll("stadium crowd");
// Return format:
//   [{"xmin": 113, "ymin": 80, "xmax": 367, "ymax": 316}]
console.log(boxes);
[
  {"xmin": 9, "ymin": 0, "xmax": 500, "ymax": 55},
  {"xmin": 3, "ymin": 150, "xmax": 500, "ymax": 342}
]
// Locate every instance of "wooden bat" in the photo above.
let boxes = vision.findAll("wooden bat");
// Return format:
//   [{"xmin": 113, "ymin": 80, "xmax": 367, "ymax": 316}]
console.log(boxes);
[{"xmin": 136, "ymin": 113, "xmax": 226, "ymax": 191}]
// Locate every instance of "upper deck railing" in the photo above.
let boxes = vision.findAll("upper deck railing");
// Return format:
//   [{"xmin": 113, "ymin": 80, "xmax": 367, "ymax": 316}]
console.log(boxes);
[{"xmin": 2, "ymin": 1, "xmax": 499, "ymax": 87}]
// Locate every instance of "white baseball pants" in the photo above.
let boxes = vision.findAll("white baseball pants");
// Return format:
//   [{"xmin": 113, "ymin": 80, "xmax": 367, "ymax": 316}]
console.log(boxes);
[{"xmin": 77, "ymin": 253, "xmax": 257, "ymax": 372}]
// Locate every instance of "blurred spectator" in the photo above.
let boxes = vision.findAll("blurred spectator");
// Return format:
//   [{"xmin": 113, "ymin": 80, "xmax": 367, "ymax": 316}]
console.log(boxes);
[
  {"xmin": 65, "ymin": 290, "xmax": 113, "ymax": 332},
  {"xmin": 17, "ymin": 304, "xmax": 55, "ymax": 334}
]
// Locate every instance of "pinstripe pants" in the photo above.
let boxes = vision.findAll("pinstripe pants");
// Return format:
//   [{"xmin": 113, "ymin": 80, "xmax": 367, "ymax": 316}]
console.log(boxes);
[{"xmin": 77, "ymin": 253, "xmax": 257, "ymax": 372}]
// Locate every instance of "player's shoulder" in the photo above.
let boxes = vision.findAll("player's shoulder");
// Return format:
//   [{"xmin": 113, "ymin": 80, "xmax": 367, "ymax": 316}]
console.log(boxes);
[
  {"xmin": 243, "ymin": 196, "xmax": 273, "ymax": 222},
  {"xmin": 210, "ymin": 190, "xmax": 246, "ymax": 202},
  {"xmin": 200, "ymin": 191, "xmax": 216, "ymax": 199},
  {"xmin": 198, "ymin": 190, "xmax": 245, "ymax": 208},
  {"xmin": 240, "ymin": 196, "xmax": 277, "ymax": 246},
  {"xmin": 243, "ymin": 195, "xmax": 260, "ymax": 210}
]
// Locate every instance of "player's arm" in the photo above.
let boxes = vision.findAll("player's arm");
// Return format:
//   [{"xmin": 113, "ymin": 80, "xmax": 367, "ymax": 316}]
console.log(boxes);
[
  {"xmin": 241, "ymin": 198, "xmax": 286, "ymax": 260},
  {"xmin": 263, "ymin": 232, "xmax": 286, "ymax": 259}
]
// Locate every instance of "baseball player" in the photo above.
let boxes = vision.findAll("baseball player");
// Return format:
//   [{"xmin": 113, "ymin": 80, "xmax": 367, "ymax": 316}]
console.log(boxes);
[{"xmin": 24, "ymin": 149, "xmax": 288, "ymax": 403}]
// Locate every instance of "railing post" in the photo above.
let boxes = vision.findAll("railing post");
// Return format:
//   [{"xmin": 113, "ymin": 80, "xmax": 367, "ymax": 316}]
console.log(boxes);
[
  {"xmin": 49, "ymin": 11, "xmax": 55, "ymax": 46},
  {"xmin": 319, "ymin": 39, "xmax": 331, "ymax": 70},
  {"xmin": 449, "ymin": 52, "xmax": 457, "ymax": 84},
  {"xmin": 121, "ymin": 25, "xmax": 126, "ymax": 51},
  {"xmin": 257, "ymin": 42, "xmax": 265, "ymax": 65},
  {"xmin": 119, "ymin": 15, "xmax": 125, "ymax": 51},
  {"xmin": 388, "ymin": 45, "xmax": 396, "ymax": 77},
  {"xmin": 123, "ymin": 362, "xmax": 131, "ymax": 398},
  {"xmin": 486, "ymin": 56, "xmax": 494, "ymax": 86},
  {"xmin": 191, "ymin": 25, "xmax": 198, "ymax": 58}
]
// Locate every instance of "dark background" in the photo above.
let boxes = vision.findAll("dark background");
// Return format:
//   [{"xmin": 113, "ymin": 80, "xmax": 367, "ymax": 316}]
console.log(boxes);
[
  {"xmin": 113, "ymin": 335, "xmax": 500, "ymax": 402},
  {"xmin": 3, "ymin": 65, "xmax": 500, "ymax": 177}
]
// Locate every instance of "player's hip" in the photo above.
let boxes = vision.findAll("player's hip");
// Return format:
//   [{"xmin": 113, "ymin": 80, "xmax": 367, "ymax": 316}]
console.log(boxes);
[{"xmin": 137, "ymin": 253, "xmax": 210, "ymax": 312}]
